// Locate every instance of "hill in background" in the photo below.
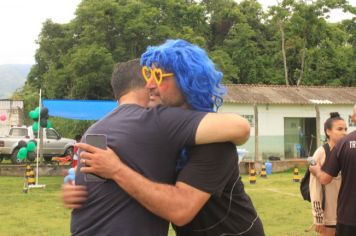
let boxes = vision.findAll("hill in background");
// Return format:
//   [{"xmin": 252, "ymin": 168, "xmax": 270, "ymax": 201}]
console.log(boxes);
[{"xmin": 0, "ymin": 64, "xmax": 31, "ymax": 99}]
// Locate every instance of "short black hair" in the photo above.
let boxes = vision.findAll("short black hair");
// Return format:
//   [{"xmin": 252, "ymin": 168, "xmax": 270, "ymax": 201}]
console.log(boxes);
[
  {"xmin": 75, "ymin": 134, "xmax": 82, "ymax": 142},
  {"xmin": 111, "ymin": 59, "xmax": 146, "ymax": 100}
]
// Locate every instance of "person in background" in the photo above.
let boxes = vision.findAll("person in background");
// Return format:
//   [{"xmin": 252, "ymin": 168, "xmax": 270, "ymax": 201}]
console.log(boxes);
[
  {"xmin": 310, "ymin": 104, "xmax": 356, "ymax": 236},
  {"xmin": 309, "ymin": 112, "xmax": 347, "ymax": 236}
]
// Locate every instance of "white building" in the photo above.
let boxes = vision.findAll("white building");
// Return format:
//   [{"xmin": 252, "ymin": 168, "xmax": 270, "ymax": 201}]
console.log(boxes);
[
  {"xmin": 0, "ymin": 100, "xmax": 24, "ymax": 135},
  {"xmin": 221, "ymin": 85, "xmax": 356, "ymax": 161}
]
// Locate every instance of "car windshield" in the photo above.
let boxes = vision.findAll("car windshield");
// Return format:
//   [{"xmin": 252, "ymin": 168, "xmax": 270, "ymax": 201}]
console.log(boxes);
[{"xmin": 10, "ymin": 128, "xmax": 28, "ymax": 137}]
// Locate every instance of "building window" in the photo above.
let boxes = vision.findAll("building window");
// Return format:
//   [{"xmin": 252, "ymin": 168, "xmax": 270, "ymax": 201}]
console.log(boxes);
[
  {"xmin": 242, "ymin": 115, "xmax": 254, "ymax": 127},
  {"xmin": 349, "ymin": 116, "xmax": 355, "ymax": 127}
]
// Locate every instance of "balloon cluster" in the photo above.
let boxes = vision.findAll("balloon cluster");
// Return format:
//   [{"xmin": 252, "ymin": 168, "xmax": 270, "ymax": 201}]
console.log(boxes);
[
  {"xmin": 29, "ymin": 107, "xmax": 52, "ymax": 132},
  {"xmin": 16, "ymin": 140, "xmax": 37, "ymax": 162}
]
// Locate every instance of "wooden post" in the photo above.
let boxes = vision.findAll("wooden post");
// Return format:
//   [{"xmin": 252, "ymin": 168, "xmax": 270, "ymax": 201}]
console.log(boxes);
[
  {"xmin": 254, "ymin": 103, "xmax": 259, "ymax": 162},
  {"xmin": 315, "ymin": 105, "xmax": 321, "ymax": 148}
]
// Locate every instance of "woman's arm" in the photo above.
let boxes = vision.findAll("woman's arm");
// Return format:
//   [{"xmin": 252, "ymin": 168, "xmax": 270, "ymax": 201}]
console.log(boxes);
[{"xmin": 309, "ymin": 147, "xmax": 325, "ymax": 230}]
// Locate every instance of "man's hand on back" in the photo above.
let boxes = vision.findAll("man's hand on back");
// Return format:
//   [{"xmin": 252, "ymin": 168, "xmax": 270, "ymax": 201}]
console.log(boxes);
[{"xmin": 76, "ymin": 143, "xmax": 122, "ymax": 179}]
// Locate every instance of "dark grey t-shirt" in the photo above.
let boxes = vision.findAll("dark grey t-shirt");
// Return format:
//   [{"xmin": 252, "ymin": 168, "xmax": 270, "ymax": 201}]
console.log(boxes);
[
  {"xmin": 174, "ymin": 142, "xmax": 265, "ymax": 236},
  {"xmin": 71, "ymin": 104, "xmax": 206, "ymax": 236}
]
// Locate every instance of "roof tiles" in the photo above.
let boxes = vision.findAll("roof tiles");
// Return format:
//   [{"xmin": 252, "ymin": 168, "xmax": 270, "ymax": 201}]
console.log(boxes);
[{"xmin": 224, "ymin": 84, "xmax": 356, "ymax": 105}]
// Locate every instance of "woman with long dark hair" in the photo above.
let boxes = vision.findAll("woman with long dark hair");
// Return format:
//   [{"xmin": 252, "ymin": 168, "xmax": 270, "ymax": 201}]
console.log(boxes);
[{"xmin": 309, "ymin": 112, "xmax": 347, "ymax": 236}]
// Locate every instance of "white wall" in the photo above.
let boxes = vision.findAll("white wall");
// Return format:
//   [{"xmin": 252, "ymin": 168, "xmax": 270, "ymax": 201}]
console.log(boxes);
[
  {"xmin": 220, "ymin": 103, "xmax": 356, "ymax": 160},
  {"xmin": 0, "ymin": 100, "xmax": 24, "ymax": 136},
  {"xmin": 221, "ymin": 103, "xmax": 355, "ymax": 136}
]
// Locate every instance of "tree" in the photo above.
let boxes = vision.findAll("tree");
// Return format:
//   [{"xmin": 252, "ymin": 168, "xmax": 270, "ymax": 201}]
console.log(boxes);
[
  {"xmin": 209, "ymin": 49, "xmax": 239, "ymax": 83},
  {"xmin": 221, "ymin": 0, "xmax": 280, "ymax": 84},
  {"xmin": 26, "ymin": 0, "xmax": 208, "ymax": 100},
  {"xmin": 201, "ymin": 0, "xmax": 242, "ymax": 49},
  {"xmin": 304, "ymin": 19, "xmax": 355, "ymax": 86},
  {"xmin": 17, "ymin": 0, "xmax": 356, "ymax": 105},
  {"xmin": 43, "ymin": 44, "xmax": 114, "ymax": 99},
  {"xmin": 268, "ymin": 0, "xmax": 295, "ymax": 85}
]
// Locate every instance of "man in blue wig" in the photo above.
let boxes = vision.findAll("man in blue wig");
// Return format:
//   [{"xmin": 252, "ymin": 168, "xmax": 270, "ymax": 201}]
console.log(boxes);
[
  {"xmin": 68, "ymin": 39, "xmax": 265, "ymax": 235},
  {"xmin": 63, "ymin": 57, "xmax": 251, "ymax": 236}
]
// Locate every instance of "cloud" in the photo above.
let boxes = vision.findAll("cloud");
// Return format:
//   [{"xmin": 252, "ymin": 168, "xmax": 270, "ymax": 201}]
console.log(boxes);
[
  {"xmin": 0, "ymin": 0, "xmax": 80, "ymax": 64},
  {"xmin": 0, "ymin": 0, "xmax": 354, "ymax": 65}
]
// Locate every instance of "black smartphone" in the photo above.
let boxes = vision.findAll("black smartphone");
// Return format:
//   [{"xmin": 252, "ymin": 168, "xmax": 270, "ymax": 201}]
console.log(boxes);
[{"xmin": 84, "ymin": 134, "xmax": 107, "ymax": 182}]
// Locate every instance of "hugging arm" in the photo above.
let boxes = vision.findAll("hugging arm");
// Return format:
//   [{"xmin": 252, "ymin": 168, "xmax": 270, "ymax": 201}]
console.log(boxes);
[
  {"xmin": 78, "ymin": 142, "xmax": 234, "ymax": 226},
  {"xmin": 76, "ymin": 109, "xmax": 246, "ymax": 224},
  {"xmin": 195, "ymin": 113, "xmax": 250, "ymax": 145},
  {"xmin": 78, "ymin": 143, "xmax": 209, "ymax": 226},
  {"xmin": 111, "ymin": 166, "xmax": 210, "ymax": 226},
  {"xmin": 159, "ymin": 107, "xmax": 250, "ymax": 147}
]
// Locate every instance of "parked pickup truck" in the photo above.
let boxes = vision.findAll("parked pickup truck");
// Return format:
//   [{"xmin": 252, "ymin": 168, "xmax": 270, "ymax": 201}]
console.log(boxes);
[{"xmin": 0, "ymin": 126, "xmax": 75, "ymax": 164}]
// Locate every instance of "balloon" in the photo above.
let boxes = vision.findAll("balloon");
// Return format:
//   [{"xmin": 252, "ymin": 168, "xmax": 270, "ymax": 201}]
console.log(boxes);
[
  {"xmin": 34, "ymin": 107, "xmax": 41, "ymax": 114},
  {"xmin": 40, "ymin": 107, "xmax": 49, "ymax": 118},
  {"xmin": 40, "ymin": 119, "xmax": 47, "ymax": 128},
  {"xmin": 29, "ymin": 110, "xmax": 38, "ymax": 120},
  {"xmin": 29, "ymin": 139, "xmax": 37, "ymax": 145},
  {"xmin": 27, "ymin": 152, "xmax": 36, "ymax": 162},
  {"xmin": 64, "ymin": 175, "xmax": 74, "ymax": 184},
  {"xmin": 17, "ymin": 147, "xmax": 28, "ymax": 160},
  {"xmin": 31, "ymin": 107, "xmax": 40, "ymax": 120},
  {"xmin": 64, "ymin": 168, "xmax": 76, "ymax": 183},
  {"xmin": 0, "ymin": 114, "xmax": 6, "ymax": 121},
  {"xmin": 68, "ymin": 168, "xmax": 75, "ymax": 176},
  {"xmin": 27, "ymin": 141, "xmax": 36, "ymax": 152},
  {"xmin": 32, "ymin": 122, "xmax": 39, "ymax": 132},
  {"xmin": 46, "ymin": 120, "xmax": 53, "ymax": 128},
  {"xmin": 28, "ymin": 111, "xmax": 33, "ymax": 118},
  {"xmin": 18, "ymin": 140, "xmax": 27, "ymax": 148}
]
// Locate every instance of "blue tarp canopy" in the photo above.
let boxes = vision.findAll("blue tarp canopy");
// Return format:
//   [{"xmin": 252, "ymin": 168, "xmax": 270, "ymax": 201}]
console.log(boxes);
[{"xmin": 42, "ymin": 100, "xmax": 117, "ymax": 120}]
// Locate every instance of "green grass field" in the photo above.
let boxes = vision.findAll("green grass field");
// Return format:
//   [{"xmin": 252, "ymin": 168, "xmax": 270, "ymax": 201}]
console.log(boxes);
[
  {"xmin": 244, "ymin": 171, "xmax": 315, "ymax": 236},
  {"xmin": 0, "ymin": 171, "xmax": 316, "ymax": 236}
]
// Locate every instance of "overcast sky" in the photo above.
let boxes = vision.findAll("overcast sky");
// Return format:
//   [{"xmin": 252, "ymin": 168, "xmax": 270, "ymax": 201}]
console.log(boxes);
[{"xmin": 0, "ymin": 0, "xmax": 354, "ymax": 65}]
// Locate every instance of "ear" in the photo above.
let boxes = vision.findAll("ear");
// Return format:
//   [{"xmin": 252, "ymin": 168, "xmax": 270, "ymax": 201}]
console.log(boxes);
[
  {"xmin": 326, "ymin": 128, "xmax": 331, "ymax": 137},
  {"xmin": 352, "ymin": 114, "xmax": 356, "ymax": 124}
]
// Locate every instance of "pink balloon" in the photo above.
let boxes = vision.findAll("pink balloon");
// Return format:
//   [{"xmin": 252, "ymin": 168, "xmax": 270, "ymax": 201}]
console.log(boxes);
[{"xmin": 0, "ymin": 114, "xmax": 6, "ymax": 121}]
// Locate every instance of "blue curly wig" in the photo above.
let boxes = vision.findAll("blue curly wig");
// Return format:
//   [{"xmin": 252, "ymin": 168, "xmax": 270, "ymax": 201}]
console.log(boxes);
[{"xmin": 141, "ymin": 39, "xmax": 226, "ymax": 112}]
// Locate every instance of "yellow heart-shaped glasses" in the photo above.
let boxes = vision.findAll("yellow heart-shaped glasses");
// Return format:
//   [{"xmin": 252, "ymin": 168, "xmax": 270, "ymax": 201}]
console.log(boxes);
[{"xmin": 141, "ymin": 66, "xmax": 174, "ymax": 86}]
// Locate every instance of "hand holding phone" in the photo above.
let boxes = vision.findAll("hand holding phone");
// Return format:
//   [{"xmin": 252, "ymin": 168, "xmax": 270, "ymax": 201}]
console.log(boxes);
[
  {"xmin": 307, "ymin": 156, "xmax": 316, "ymax": 166},
  {"xmin": 83, "ymin": 134, "xmax": 107, "ymax": 182}
]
